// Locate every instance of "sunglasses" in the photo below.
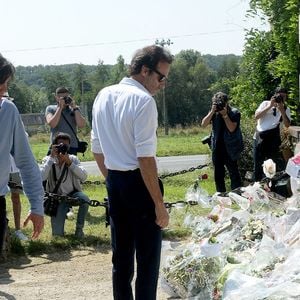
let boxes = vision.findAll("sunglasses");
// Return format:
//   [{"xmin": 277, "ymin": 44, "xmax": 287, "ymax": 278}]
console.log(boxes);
[{"xmin": 150, "ymin": 68, "xmax": 168, "ymax": 82}]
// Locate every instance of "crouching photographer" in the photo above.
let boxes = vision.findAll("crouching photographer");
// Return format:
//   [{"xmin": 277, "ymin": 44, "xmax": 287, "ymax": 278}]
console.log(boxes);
[
  {"xmin": 201, "ymin": 92, "xmax": 243, "ymax": 193},
  {"xmin": 40, "ymin": 132, "xmax": 89, "ymax": 238}
]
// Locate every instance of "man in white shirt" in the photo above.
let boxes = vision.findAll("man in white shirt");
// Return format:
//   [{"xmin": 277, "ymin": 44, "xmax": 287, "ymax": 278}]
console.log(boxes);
[
  {"xmin": 254, "ymin": 87, "xmax": 291, "ymax": 181},
  {"xmin": 91, "ymin": 45, "xmax": 173, "ymax": 300}
]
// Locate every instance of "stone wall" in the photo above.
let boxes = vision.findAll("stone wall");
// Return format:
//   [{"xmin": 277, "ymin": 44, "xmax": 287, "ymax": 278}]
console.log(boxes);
[{"xmin": 21, "ymin": 113, "xmax": 48, "ymax": 135}]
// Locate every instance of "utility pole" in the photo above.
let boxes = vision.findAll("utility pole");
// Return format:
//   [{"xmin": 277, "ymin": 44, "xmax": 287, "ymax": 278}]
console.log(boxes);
[{"xmin": 155, "ymin": 39, "xmax": 173, "ymax": 135}]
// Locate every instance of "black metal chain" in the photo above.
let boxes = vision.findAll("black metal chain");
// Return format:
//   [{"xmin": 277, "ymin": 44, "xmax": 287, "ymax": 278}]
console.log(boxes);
[
  {"xmin": 82, "ymin": 162, "xmax": 210, "ymax": 185},
  {"xmin": 45, "ymin": 192, "xmax": 200, "ymax": 211},
  {"xmin": 159, "ymin": 163, "xmax": 210, "ymax": 179}
]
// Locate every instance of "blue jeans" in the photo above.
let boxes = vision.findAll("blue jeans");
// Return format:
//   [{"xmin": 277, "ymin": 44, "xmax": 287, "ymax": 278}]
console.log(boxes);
[
  {"xmin": 106, "ymin": 169, "xmax": 162, "ymax": 300},
  {"xmin": 51, "ymin": 191, "xmax": 89, "ymax": 236}
]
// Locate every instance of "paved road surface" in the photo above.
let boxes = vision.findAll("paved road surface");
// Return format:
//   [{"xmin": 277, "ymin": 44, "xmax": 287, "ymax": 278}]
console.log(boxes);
[{"xmin": 82, "ymin": 154, "xmax": 210, "ymax": 176}]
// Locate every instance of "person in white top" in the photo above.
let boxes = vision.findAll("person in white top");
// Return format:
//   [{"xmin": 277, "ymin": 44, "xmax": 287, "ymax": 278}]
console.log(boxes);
[
  {"xmin": 253, "ymin": 87, "xmax": 291, "ymax": 181},
  {"xmin": 91, "ymin": 45, "xmax": 173, "ymax": 300}
]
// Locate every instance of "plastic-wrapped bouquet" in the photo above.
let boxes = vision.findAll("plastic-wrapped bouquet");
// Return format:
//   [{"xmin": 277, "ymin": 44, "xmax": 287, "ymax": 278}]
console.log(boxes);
[
  {"xmin": 162, "ymin": 245, "xmax": 222, "ymax": 299},
  {"xmin": 241, "ymin": 218, "xmax": 266, "ymax": 241}
]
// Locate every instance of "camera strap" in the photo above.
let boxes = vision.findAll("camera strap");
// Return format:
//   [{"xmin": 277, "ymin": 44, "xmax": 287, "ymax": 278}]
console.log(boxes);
[
  {"xmin": 52, "ymin": 164, "xmax": 68, "ymax": 194},
  {"xmin": 61, "ymin": 112, "xmax": 80, "ymax": 143}
]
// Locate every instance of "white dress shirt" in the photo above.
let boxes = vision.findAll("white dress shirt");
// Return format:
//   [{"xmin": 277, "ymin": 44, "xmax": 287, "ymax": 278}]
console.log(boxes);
[{"xmin": 91, "ymin": 77, "xmax": 158, "ymax": 171}]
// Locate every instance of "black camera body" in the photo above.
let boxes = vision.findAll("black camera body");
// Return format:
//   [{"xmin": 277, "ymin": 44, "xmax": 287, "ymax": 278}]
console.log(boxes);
[
  {"xmin": 55, "ymin": 143, "xmax": 68, "ymax": 154},
  {"xmin": 273, "ymin": 93, "xmax": 283, "ymax": 103},
  {"xmin": 213, "ymin": 99, "xmax": 225, "ymax": 112},
  {"xmin": 201, "ymin": 135, "xmax": 212, "ymax": 147},
  {"xmin": 63, "ymin": 96, "xmax": 72, "ymax": 105}
]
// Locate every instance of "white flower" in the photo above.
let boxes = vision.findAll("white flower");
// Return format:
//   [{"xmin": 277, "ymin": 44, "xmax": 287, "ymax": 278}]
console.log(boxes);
[{"xmin": 263, "ymin": 159, "xmax": 276, "ymax": 178}]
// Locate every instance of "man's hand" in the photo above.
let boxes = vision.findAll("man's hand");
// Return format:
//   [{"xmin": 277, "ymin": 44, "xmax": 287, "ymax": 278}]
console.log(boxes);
[
  {"xmin": 50, "ymin": 144, "xmax": 59, "ymax": 158},
  {"xmin": 155, "ymin": 202, "xmax": 169, "ymax": 228},
  {"xmin": 58, "ymin": 97, "xmax": 68, "ymax": 109},
  {"xmin": 23, "ymin": 213, "xmax": 44, "ymax": 239},
  {"xmin": 269, "ymin": 97, "xmax": 277, "ymax": 108},
  {"xmin": 59, "ymin": 153, "xmax": 72, "ymax": 166},
  {"xmin": 277, "ymin": 101, "xmax": 285, "ymax": 113}
]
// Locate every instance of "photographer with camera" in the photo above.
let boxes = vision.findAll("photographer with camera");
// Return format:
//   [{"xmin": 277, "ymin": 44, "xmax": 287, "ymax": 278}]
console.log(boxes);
[
  {"xmin": 201, "ymin": 92, "xmax": 243, "ymax": 193},
  {"xmin": 253, "ymin": 87, "xmax": 291, "ymax": 181},
  {"xmin": 45, "ymin": 87, "xmax": 86, "ymax": 155},
  {"xmin": 40, "ymin": 132, "xmax": 89, "ymax": 238}
]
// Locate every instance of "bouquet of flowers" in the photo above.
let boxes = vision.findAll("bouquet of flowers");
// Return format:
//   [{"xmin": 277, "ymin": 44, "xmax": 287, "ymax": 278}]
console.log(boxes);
[{"xmin": 162, "ymin": 245, "xmax": 222, "ymax": 299}]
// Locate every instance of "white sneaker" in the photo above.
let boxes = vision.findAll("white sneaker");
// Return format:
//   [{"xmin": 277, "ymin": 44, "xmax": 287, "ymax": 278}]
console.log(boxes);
[{"xmin": 15, "ymin": 230, "xmax": 29, "ymax": 241}]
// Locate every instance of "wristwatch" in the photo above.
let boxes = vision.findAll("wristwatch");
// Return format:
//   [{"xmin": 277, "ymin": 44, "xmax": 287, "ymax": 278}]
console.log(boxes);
[{"xmin": 73, "ymin": 107, "xmax": 80, "ymax": 112}]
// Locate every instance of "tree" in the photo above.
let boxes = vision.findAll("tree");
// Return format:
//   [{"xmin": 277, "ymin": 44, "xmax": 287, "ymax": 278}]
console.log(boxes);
[
  {"xmin": 110, "ymin": 55, "xmax": 127, "ymax": 84},
  {"xmin": 232, "ymin": 0, "xmax": 299, "ymax": 121},
  {"xmin": 42, "ymin": 70, "xmax": 69, "ymax": 104}
]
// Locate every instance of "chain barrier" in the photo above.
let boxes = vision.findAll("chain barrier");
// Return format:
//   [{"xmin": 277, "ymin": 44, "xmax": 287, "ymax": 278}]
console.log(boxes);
[
  {"xmin": 81, "ymin": 162, "xmax": 211, "ymax": 185},
  {"xmin": 159, "ymin": 163, "xmax": 210, "ymax": 179},
  {"xmin": 44, "ymin": 192, "xmax": 200, "ymax": 210}
]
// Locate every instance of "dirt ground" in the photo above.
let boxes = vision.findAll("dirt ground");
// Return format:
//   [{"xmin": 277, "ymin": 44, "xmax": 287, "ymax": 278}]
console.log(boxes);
[{"xmin": 0, "ymin": 246, "xmax": 171, "ymax": 300}]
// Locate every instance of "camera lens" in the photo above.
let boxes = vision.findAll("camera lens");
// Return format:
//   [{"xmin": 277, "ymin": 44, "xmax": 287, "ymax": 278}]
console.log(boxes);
[{"xmin": 63, "ymin": 96, "xmax": 72, "ymax": 105}]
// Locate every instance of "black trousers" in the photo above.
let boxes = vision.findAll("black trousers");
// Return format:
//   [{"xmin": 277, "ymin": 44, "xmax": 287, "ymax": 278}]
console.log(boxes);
[
  {"xmin": 213, "ymin": 147, "xmax": 242, "ymax": 193},
  {"xmin": 0, "ymin": 196, "xmax": 6, "ymax": 256},
  {"xmin": 253, "ymin": 138, "xmax": 284, "ymax": 181},
  {"xmin": 106, "ymin": 169, "xmax": 162, "ymax": 300}
]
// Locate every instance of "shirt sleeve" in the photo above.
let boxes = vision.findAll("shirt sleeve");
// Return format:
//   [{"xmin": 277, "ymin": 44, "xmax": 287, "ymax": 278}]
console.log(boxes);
[
  {"xmin": 134, "ymin": 97, "xmax": 158, "ymax": 158},
  {"xmin": 12, "ymin": 110, "xmax": 44, "ymax": 216}
]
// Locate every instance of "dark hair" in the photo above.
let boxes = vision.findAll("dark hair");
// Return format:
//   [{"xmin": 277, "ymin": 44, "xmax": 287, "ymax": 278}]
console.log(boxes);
[
  {"xmin": 53, "ymin": 132, "xmax": 71, "ymax": 144},
  {"xmin": 212, "ymin": 92, "xmax": 228, "ymax": 103},
  {"xmin": 0, "ymin": 54, "xmax": 15, "ymax": 84},
  {"xmin": 56, "ymin": 87, "xmax": 70, "ymax": 95},
  {"xmin": 129, "ymin": 45, "xmax": 173, "ymax": 76},
  {"xmin": 275, "ymin": 87, "xmax": 288, "ymax": 94}
]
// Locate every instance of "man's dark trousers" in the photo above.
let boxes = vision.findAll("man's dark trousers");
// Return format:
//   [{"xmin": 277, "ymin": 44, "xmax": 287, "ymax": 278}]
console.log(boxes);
[{"xmin": 106, "ymin": 169, "xmax": 162, "ymax": 300}]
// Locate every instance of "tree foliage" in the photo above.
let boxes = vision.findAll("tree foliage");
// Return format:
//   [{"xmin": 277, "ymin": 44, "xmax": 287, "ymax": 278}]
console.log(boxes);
[{"xmin": 232, "ymin": 0, "xmax": 299, "ymax": 122}]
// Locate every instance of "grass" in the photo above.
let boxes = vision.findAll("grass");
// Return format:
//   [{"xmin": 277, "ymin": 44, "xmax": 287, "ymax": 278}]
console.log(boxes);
[
  {"xmin": 29, "ymin": 126, "xmax": 211, "ymax": 162},
  {"xmin": 7, "ymin": 170, "xmax": 215, "ymax": 256},
  {"xmin": 7, "ymin": 125, "xmax": 215, "ymax": 256}
]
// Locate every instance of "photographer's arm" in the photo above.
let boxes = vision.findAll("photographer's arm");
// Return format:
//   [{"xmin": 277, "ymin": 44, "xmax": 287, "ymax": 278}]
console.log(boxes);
[
  {"xmin": 46, "ymin": 99, "xmax": 65, "ymax": 128},
  {"xmin": 278, "ymin": 102, "xmax": 291, "ymax": 127},
  {"xmin": 255, "ymin": 99, "xmax": 274, "ymax": 120},
  {"xmin": 201, "ymin": 108, "xmax": 215, "ymax": 127},
  {"xmin": 219, "ymin": 108, "xmax": 237, "ymax": 133},
  {"xmin": 61, "ymin": 154, "xmax": 88, "ymax": 181},
  {"xmin": 70, "ymin": 101, "xmax": 86, "ymax": 128}
]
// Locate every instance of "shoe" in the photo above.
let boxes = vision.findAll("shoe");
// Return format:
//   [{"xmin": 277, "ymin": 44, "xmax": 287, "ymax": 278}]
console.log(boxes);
[
  {"xmin": 66, "ymin": 208, "xmax": 75, "ymax": 220},
  {"xmin": 15, "ymin": 230, "xmax": 29, "ymax": 241},
  {"xmin": 75, "ymin": 229, "xmax": 84, "ymax": 239}
]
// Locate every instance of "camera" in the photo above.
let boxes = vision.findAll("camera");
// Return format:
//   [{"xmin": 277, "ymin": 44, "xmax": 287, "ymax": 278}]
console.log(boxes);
[
  {"xmin": 201, "ymin": 135, "xmax": 211, "ymax": 147},
  {"xmin": 273, "ymin": 93, "xmax": 283, "ymax": 103},
  {"xmin": 213, "ymin": 99, "xmax": 225, "ymax": 112},
  {"xmin": 63, "ymin": 96, "xmax": 72, "ymax": 105},
  {"xmin": 55, "ymin": 143, "xmax": 69, "ymax": 154}
]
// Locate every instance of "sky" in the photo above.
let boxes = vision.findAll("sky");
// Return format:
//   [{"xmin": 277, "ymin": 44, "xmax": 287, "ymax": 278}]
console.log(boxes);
[{"xmin": 1, "ymin": 0, "xmax": 267, "ymax": 67}]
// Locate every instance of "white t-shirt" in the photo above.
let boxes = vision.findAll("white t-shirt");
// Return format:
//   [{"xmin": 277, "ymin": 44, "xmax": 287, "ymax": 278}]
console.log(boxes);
[
  {"xmin": 256, "ymin": 100, "xmax": 291, "ymax": 132},
  {"xmin": 91, "ymin": 77, "xmax": 157, "ymax": 171}
]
